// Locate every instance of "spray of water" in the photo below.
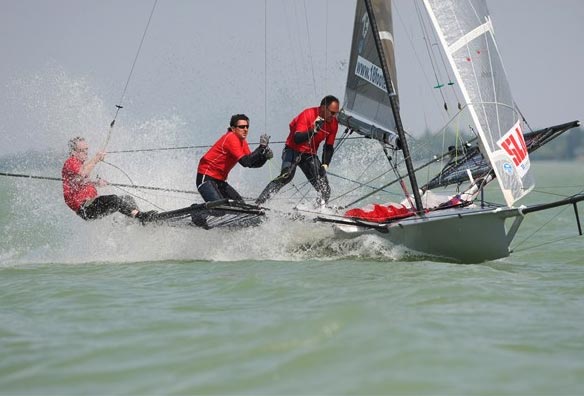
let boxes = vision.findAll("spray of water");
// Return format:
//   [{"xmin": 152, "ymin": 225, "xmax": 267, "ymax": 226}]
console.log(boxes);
[{"xmin": 0, "ymin": 68, "xmax": 406, "ymax": 265}]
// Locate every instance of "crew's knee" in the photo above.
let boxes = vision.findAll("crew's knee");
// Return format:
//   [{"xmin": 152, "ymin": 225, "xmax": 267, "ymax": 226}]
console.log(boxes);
[
  {"xmin": 108, "ymin": 195, "xmax": 123, "ymax": 208},
  {"xmin": 275, "ymin": 168, "xmax": 294, "ymax": 184},
  {"xmin": 120, "ymin": 195, "xmax": 136, "ymax": 207}
]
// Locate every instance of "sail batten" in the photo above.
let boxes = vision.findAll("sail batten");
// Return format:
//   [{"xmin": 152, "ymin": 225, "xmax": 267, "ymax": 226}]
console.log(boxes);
[
  {"xmin": 379, "ymin": 31, "xmax": 394, "ymax": 42},
  {"xmin": 448, "ymin": 17, "xmax": 493, "ymax": 53}
]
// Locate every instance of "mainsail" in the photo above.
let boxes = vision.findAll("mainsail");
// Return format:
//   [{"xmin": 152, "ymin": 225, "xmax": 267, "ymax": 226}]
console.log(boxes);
[
  {"xmin": 339, "ymin": 0, "xmax": 400, "ymax": 147},
  {"xmin": 422, "ymin": 0, "xmax": 534, "ymax": 206}
]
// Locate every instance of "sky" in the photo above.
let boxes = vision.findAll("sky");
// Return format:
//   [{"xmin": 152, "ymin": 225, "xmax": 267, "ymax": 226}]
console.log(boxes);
[{"xmin": 0, "ymin": 0, "xmax": 583, "ymax": 156}]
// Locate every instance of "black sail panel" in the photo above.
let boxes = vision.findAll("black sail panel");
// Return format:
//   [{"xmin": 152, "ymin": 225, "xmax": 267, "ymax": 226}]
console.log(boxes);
[{"xmin": 342, "ymin": 0, "xmax": 398, "ymax": 134}]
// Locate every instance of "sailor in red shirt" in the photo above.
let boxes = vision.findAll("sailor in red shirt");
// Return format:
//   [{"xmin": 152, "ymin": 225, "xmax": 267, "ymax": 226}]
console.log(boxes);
[
  {"xmin": 256, "ymin": 95, "xmax": 340, "ymax": 205},
  {"xmin": 62, "ymin": 137, "xmax": 156, "ymax": 222},
  {"xmin": 196, "ymin": 114, "xmax": 273, "ymax": 202}
]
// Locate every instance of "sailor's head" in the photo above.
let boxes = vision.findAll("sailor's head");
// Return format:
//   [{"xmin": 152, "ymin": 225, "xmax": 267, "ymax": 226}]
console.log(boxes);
[
  {"xmin": 319, "ymin": 95, "xmax": 340, "ymax": 122},
  {"xmin": 68, "ymin": 136, "xmax": 89, "ymax": 161},
  {"xmin": 230, "ymin": 114, "xmax": 250, "ymax": 140}
]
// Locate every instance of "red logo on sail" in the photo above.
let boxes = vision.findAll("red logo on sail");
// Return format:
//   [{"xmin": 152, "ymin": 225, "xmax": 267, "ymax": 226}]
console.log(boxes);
[
  {"xmin": 497, "ymin": 121, "xmax": 530, "ymax": 176},
  {"xmin": 498, "ymin": 123, "xmax": 527, "ymax": 165}
]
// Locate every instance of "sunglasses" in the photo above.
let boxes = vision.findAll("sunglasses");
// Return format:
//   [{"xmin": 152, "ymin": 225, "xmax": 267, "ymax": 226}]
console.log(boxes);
[{"xmin": 235, "ymin": 125, "xmax": 249, "ymax": 129}]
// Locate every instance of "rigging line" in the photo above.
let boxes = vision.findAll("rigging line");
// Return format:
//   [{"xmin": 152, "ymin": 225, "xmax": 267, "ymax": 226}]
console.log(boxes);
[
  {"xmin": 100, "ymin": 158, "xmax": 159, "ymax": 214},
  {"xmin": 531, "ymin": 189, "xmax": 584, "ymax": 199},
  {"xmin": 265, "ymin": 153, "xmax": 276, "ymax": 180},
  {"xmin": 103, "ymin": 0, "xmax": 159, "ymax": 151},
  {"xmin": 102, "ymin": 159, "xmax": 159, "ymax": 205},
  {"xmin": 145, "ymin": 190, "xmax": 196, "ymax": 203},
  {"xmin": 264, "ymin": 178, "xmax": 311, "ymax": 201},
  {"xmin": 107, "ymin": 183, "xmax": 197, "ymax": 197},
  {"xmin": 329, "ymin": 170, "xmax": 391, "ymax": 204},
  {"xmin": 393, "ymin": 4, "xmax": 448, "ymax": 124},
  {"xmin": 302, "ymin": 0, "xmax": 317, "ymax": 99},
  {"xmin": 106, "ymin": 136, "xmax": 369, "ymax": 153},
  {"xmin": 102, "ymin": 160, "xmax": 184, "ymax": 202},
  {"xmin": 512, "ymin": 190, "xmax": 584, "ymax": 251},
  {"xmin": 413, "ymin": 0, "xmax": 448, "ymax": 110},
  {"xmin": 260, "ymin": 191, "xmax": 367, "ymax": 203},
  {"xmin": 327, "ymin": 171, "xmax": 400, "ymax": 196},
  {"xmin": 0, "ymin": 172, "xmax": 62, "ymax": 182},
  {"xmin": 288, "ymin": 176, "xmax": 365, "ymax": 204},
  {"xmin": 512, "ymin": 234, "xmax": 584, "ymax": 254},
  {"xmin": 512, "ymin": 202, "xmax": 578, "ymax": 251},
  {"xmin": 302, "ymin": 117, "xmax": 339, "ymax": 205},
  {"xmin": 264, "ymin": 0, "xmax": 267, "ymax": 126},
  {"xmin": 331, "ymin": 127, "xmax": 353, "ymax": 154},
  {"xmin": 108, "ymin": 144, "xmax": 213, "ymax": 153},
  {"xmin": 334, "ymin": 135, "xmax": 431, "ymax": 200},
  {"xmin": 0, "ymin": 171, "xmax": 199, "ymax": 195},
  {"xmin": 532, "ymin": 185, "xmax": 584, "ymax": 191},
  {"xmin": 514, "ymin": 103, "xmax": 534, "ymax": 133},
  {"xmin": 294, "ymin": 158, "xmax": 319, "ymax": 205},
  {"xmin": 485, "ymin": 3, "xmax": 530, "ymax": 133},
  {"xmin": 338, "ymin": 129, "xmax": 387, "ymax": 185},
  {"xmin": 116, "ymin": 0, "xmax": 158, "ymax": 109},
  {"xmin": 324, "ymin": 128, "xmax": 356, "ymax": 185},
  {"xmin": 305, "ymin": 128, "xmax": 320, "ymax": 194},
  {"xmin": 111, "ymin": 184, "xmax": 166, "ymax": 211},
  {"xmin": 287, "ymin": 2, "xmax": 303, "ymax": 91},
  {"xmin": 289, "ymin": 182, "xmax": 312, "ymax": 203},
  {"xmin": 383, "ymin": 145, "xmax": 415, "ymax": 209},
  {"xmin": 340, "ymin": 144, "xmax": 456, "ymax": 209},
  {"xmin": 421, "ymin": 1, "xmax": 459, "ymax": 103},
  {"xmin": 325, "ymin": 0, "xmax": 328, "ymax": 94},
  {"xmin": 278, "ymin": 127, "xmax": 353, "ymax": 208},
  {"xmin": 102, "ymin": 160, "xmax": 135, "ymax": 187}
]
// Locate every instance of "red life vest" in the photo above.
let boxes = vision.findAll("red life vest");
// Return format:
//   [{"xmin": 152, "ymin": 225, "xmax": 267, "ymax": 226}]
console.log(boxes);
[
  {"xmin": 62, "ymin": 156, "xmax": 97, "ymax": 212},
  {"xmin": 285, "ymin": 107, "xmax": 338, "ymax": 154},
  {"xmin": 197, "ymin": 130, "xmax": 251, "ymax": 181}
]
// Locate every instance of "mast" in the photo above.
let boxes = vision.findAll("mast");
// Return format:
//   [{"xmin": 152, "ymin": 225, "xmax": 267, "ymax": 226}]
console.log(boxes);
[{"xmin": 363, "ymin": 0, "xmax": 424, "ymax": 214}]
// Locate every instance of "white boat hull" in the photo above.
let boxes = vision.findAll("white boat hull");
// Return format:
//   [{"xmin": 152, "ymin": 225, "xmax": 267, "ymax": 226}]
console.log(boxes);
[{"xmin": 333, "ymin": 206, "xmax": 525, "ymax": 263}]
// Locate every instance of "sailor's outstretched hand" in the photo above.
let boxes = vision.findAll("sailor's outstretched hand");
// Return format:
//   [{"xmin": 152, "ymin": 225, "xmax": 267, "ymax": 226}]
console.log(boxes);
[
  {"xmin": 259, "ymin": 134, "xmax": 270, "ymax": 147},
  {"xmin": 314, "ymin": 116, "xmax": 324, "ymax": 131},
  {"xmin": 95, "ymin": 151, "xmax": 106, "ymax": 162},
  {"xmin": 264, "ymin": 147, "xmax": 274, "ymax": 160}
]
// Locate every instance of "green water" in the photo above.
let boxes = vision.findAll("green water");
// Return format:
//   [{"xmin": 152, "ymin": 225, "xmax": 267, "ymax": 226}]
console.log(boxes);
[{"xmin": 1, "ymin": 162, "xmax": 583, "ymax": 395}]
